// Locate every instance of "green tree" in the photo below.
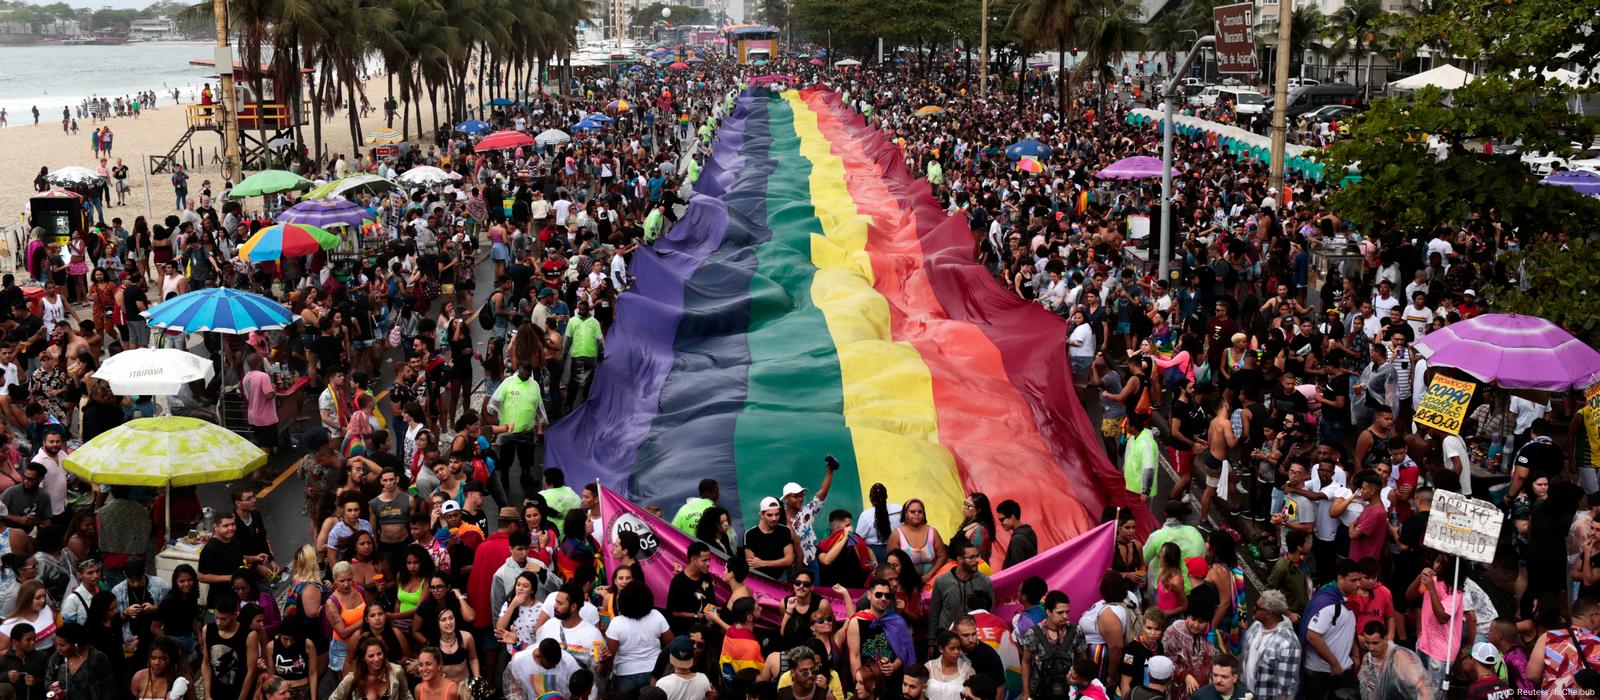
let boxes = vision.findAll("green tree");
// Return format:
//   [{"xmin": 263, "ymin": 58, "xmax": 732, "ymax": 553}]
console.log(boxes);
[
  {"xmin": 1287, "ymin": 5, "xmax": 1325, "ymax": 78},
  {"xmin": 1491, "ymin": 239, "xmax": 1600, "ymax": 336},
  {"xmin": 1074, "ymin": 0, "xmax": 1141, "ymax": 105},
  {"xmin": 1324, "ymin": 0, "xmax": 1382, "ymax": 90}
]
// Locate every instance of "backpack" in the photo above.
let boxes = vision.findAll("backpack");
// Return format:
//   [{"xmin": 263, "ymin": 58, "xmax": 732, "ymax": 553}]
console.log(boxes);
[
  {"xmin": 1296, "ymin": 582, "xmax": 1346, "ymax": 647},
  {"xmin": 477, "ymin": 297, "xmax": 496, "ymax": 331},
  {"xmin": 1081, "ymin": 599, "xmax": 1144, "ymax": 647}
]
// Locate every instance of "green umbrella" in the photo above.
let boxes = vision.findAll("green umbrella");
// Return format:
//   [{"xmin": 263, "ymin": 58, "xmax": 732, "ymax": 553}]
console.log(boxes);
[
  {"xmin": 229, "ymin": 169, "xmax": 313, "ymax": 198},
  {"xmin": 307, "ymin": 173, "xmax": 397, "ymax": 200}
]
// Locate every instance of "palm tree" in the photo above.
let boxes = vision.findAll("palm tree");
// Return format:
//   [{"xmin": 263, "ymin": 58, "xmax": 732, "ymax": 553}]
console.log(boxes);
[
  {"xmin": 1142, "ymin": 10, "xmax": 1185, "ymax": 76},
  {"xmin": 1008, "ymin": 0, "xmax": 1086, "ymax": 116},
  {"xmin": 1075, "ymin": 0, "xmax": 1142, "ymax": 105},
  {"xmin": 1326, "ymin": 0, "xmax": 1383, "ymax": 91},
  {"xmin": 1287, "ymin": 5, "xmax": 1326, "ymax": 79}
]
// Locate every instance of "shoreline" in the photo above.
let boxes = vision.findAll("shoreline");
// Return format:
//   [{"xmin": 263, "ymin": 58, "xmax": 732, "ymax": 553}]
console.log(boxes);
[{"xmin": 2, "ymin": 70, "xmax": 445, "ymax": 228}]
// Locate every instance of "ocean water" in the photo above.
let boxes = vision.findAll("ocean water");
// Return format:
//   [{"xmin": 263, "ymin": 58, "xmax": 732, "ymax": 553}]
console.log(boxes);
[{"xmin": 0, "ymin": 42, "xmax": 218, "ymax": 126}]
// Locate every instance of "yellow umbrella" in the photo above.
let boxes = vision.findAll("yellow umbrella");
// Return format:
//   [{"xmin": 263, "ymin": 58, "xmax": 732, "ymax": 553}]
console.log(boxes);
[
  {"xmin": 365, "ymin": 127, "xmax": 404, "ymax": 145},
  {"xmin": 916, "ymin": 105, "xmax": 946, "ymax": 116},
  {"xmin": 63, "ymin": 416, "xmax": 267, "ymax": 487}
]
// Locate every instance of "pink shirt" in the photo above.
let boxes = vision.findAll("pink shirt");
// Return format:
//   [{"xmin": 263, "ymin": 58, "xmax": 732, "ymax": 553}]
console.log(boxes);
[
  {"xmin": 241, "ymin": 369, "xmax": 277, "ymax": 427},
  {"xmin": 1417, "ymin": 584, "xmax": 1465, "ymax": 663}
]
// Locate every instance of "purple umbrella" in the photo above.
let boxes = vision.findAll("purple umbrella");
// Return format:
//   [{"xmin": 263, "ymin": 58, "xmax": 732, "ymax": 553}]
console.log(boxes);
[
  {"xmin": 1543, "ymin": 169, "xmax": 1600, "ymax": 196},
  {"xmin": 276, "ymin": 198, "xmax": 373, "ymax": 231},
  {"xmin": 1097, "ymin": 155, "xmax": 1174, "ymax": 180},
  {"xmin": 1414, "ymin": 313, "xmax": 1600, "ymax": 391}
]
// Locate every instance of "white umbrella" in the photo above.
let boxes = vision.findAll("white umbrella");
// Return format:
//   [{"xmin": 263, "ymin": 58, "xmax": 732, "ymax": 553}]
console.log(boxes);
[
  {"xmin": 95, "ymin": 348, "xmax": 215, "ymax": 396},
  {"xmin": 397, "ymin": 166, "xmax": 455, "ymax": 188},
  {"xmin": 45, "ymin": 166, "xmax": 106, "ymax": 187},
  {"xmin": 833, "ymin": 58, "xmax": 862, "ymax": 67},
  {"xmin": 536, "ymin": 128, "xmax": 572, "ymax": 146}
]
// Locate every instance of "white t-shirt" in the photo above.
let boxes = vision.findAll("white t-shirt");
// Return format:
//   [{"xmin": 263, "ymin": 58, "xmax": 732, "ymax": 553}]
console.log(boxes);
[
  {"xmin": 604, "ymin": 610, "xmax": 670, "ymax": 675},
  {"xmin": 540, "ymin": 591, "xmax": 600, "ymax": 627},
  {"xmin": 1303, "ymin": 599, "xmax": 1355, "ymax": 672},
  {"xmin": 535, "ymin": 618, "xmax": 606, "ymax": 670},
  {"xmin": 1314, "ymin": 484, "xmax": 1353, "ymax": 542},
  {"xmin": 1442, "ymin": 434, "xmax": 1472, "ymax": 496},
  {"xmin": 1068, "ymin": 324, "xmax": 1096, "ymax": 359},
  {"xmin": 1403, "ymin": 304, "xmax": 1435, "ymax": 337},
  {"xmin": 505, "ymin": 644, "xmax": 581, "ymax": 697},
  {"xmin": 856, "ymin": 504, "xmax": 903, "ymax": 547},
  {"xmin": 656, "ymin": 672, "xmax": 712, "ymax": 700}
]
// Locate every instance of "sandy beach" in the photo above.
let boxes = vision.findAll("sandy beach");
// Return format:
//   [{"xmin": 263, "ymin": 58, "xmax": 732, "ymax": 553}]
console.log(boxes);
[{"xmin": 2, "ymin": 72, "xmax": 444, "ymax": 232}]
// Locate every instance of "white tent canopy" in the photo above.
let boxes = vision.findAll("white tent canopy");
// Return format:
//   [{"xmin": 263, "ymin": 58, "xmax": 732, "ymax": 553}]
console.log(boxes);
[{"xmin": 1390, "ymin": 64, "xmax": 1474, "ymax": 92}]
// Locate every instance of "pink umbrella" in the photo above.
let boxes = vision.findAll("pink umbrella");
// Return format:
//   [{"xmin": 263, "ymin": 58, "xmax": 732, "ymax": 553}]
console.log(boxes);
[
  {"xmin": 1096, "ymin": 155, "xmax": 1174, "ymax": 180},
  {"xmin": 809, "ymin": 58, "xmax": 824, "ymax": 66},
  {"xmin": 1415, "ymin": 314, "xmax": 1600, "ymax": 391},
  {"xmin": 473, "ymin": 129, "xmax": 536, "ymax": 152},
  {"xmin": 747, "ymin": 74, "xmax": 796, "ymax": 86},
  {"xmin": 668, "ymin": 61, "xmax": 689, "ymax": 70},
  {"xmin": 1017, "ymin": 156, "xmax": 1044, "ymax": 174}
]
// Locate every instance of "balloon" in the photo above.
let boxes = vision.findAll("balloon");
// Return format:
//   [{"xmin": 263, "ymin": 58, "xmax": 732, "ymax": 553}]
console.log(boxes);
[{"xmin": 661, "ymin": 6, "xmax": 671, "ymax": 16}]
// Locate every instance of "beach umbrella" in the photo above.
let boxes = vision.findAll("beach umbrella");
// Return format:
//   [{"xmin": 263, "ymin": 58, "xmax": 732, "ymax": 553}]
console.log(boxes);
[
  {"xmin": 143, "ymin": 287, "xmax": 293, "ymax": 334},
  {"xmin": 669, "ymin": 61, "xmax": 689, "ymax": 70},
  {"xmin": 809, "ymin": 58, "xmax": 824, "ymax": 66},
  {"xmin": 1017, "ymin": 156, "xmax": 1045, "ymax": 174},
  {"xmin": 229, "ymin": 169, "xmax": 312, "ymax": 198},
  {"xmin": 474, "ymin": 129, "xmax": 537, "ymax": 152},
  {"xmin": 95, "ymin": 349, "xmax": 215, "ymax": 396},
  {"xmin": 1097, "ymin": 155, "xmax": 1174, "ymax": 180},
  {"xmin": 1414, "ymin": 314, "xmax": 1600, "ymax": 392},
  {"xmin": 454, "ymin": 119, "xmax": 492, "ymax": 134},
  {"xmin": 916, "ymin": 106, "xmax": 946, "ymax": 116},
  {"xmin": 488, "ymin": 97, "xmax": 515, "ymax": 106},
  {"xmin": 687, "ymin": 57, "xmax": 705, "ymax": 63},
  {"xmin": 586, "ymin": 112, "xmax": 614, "ymax": 124},
  {"xmin": 396, "ymin": 166, "xmax": 456, "ymax": 188},
  {"xmin": 628, "ymin": 65, "xmax": 644, "ymax": 72},
  {"xmin": 64, "ymin": 417, "xmax": 267, "ymax": 488},
  {"xmin": 571, "ymin": 118, "xmax": 604, "ymax": 132},
  {"xmin": 276, "ymin": 198, "xmax": 373, "ymax": 230},
  {"xmin": 238, "ymin": 223, "xmax": 341, "ymax": 262},
  {"xmin": 536, "ymin": 129, "xmax": 572, "ymax": 146},
  {"xmin": 833, "ymin": 58, "xmax": 861, "ymax": 67},
  {"xmin": 1006, "ymin": 138, "xmax": 1052, "ymax": 160},
  {"xmin": 306, "ymin": 173, "xmax": 396, "ymax": 200},
  {"xmin": 365, "ymin": 127, "xmax": 403, "ymax": 145},
  {"xmin": 45, "ymin": 166, "xmax": 105, "ymax": 188},
  {"xmin": 605, "ymin": 99, "xmax": 631, "ymax": 113},
  {"xmin": 1543, "ymin": 169, "xmax": 1600, "ymax": 196},
  {"xmin": 34, "ymin": 189, "xmax": 83, "ymax": 200}
]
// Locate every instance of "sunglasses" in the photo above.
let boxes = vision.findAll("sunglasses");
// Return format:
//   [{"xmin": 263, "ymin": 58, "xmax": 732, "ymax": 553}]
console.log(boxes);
[
  {"xmin": 793, "ymin": 580, "xmax": 813, "ymax": 588},
  {"xmin": 872, "ymin": 592, "xmax": 892, "ymax": 600}
]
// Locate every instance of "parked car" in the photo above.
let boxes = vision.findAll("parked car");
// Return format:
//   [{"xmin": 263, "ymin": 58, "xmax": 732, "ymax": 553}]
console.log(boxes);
[
  {"xmin": 1302, "ymin": 104, "xmax": 1359, "ymax": 123},
  {"xmin": 1287, "ymin": 77, "xmax": 1322, "ymax": 89},
  {"xmin": 1271, "ymin": 83, "xmax": 1362, "ymax": 119},
  {"xmin": 1566, "ymin": 148, "xmax": 1600, "ymax": 171}
]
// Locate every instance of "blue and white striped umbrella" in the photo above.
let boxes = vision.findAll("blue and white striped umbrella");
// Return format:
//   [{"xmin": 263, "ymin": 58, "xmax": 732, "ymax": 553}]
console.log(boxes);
[{"xmin": 142, "ymin": 288, "xmax": 293, "ymax": 334}]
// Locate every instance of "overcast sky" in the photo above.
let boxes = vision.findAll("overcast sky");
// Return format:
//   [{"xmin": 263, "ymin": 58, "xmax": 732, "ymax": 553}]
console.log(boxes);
[{"xmin": 17, "ymin": 0, "xmax": 169, "ymax": 12}]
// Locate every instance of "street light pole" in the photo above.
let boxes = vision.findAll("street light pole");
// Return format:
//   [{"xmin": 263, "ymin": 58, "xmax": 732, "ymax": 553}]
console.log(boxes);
[
  {"xmin": 979, "ymin": 0, "xmax": 990, "ymax": 95},
  {"xmin": 1160, "ymin": 34, "xmax": 1215, "ymax": 283},
  {"xmin": 1268, "ymin": 0, "xmax": 1293, "ymax": 192}
]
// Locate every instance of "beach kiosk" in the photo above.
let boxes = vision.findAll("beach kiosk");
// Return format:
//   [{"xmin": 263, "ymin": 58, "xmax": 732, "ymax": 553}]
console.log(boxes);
[{"xmin": 28, "ymin": 189, "xmax": 85, "ymax": 246}]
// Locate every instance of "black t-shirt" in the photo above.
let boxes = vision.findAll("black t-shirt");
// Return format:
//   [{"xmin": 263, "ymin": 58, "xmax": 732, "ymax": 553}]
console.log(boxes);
[
  {"xmin": 7, "ymin": 316, "xmax": 41, "ymax": 359},
  {"xmin": 1380, "ymin": 319, "xmax": 1415, "ymax": 344},
  {"xmin": 818, "ymin": 540, "xmax": 868, "ymax": 590},
  {"xmin": 312, "ymin": 334, "xmax": 343, "ymax": 373},
  {"xmin": 1466, "ymin": 675, "xmax": 1513, "ymax": 700},
  {"xmin": 1206, "ymin": 318, "xmax": 1239, "ymax": 365},
  {"xmin": 198, "ymin": 537, "xmax": 245, "ymax": 607},
  {"xmin": 234, "ymin": 511, "xmax": 270, "ymax": 558},
  {"xmin": 743, "ymin": 524, "xmax": 795, "ymax": 579},
  {"xmin": 1121, "ymin": 638, "xmax": 1160, "ymax": 687},
  {"xmin": 122, "ymin": 285, "xmax": 148, "ymax": 316},
  {"xmin": 1517, "ymin": 438, "xmax": 1563, "ymax": 479},
  {"xmin": 966, "ymin": 641, "xmax": 1006, "ymax": 690},
  {"xmin": 1269, "ymin": 390, "xmax": 1309, "ymax": 421},
  {"xmin": 1323, "ymin": 374, "xmax": 1352, "ymax": 424},
  {"xmin": 666, "ymin": 571, "xmax": 715, "ymax": 635},
  {"xmin": 0, "ymin": 286, "xmax": 23, "ymax": 313}
]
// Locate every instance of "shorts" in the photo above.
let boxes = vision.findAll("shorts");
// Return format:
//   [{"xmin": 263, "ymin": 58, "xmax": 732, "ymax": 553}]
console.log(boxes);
[
  {"xmin": 353, "ymin": 339, "xmax": 374, "ymax": 349},
  {"xmin": 253, "ymin": 422, "xmax": 279, "ymax": 451},
  {"xmin": 1071, "ymin": 354, "xmax": 1094, "ymax": 375},
  {"xmin": 1169, "ymin": 447, "xmax": 1195, "ymax": 475},
  {"xmin": 1200, "ymin": 453, "xmax": 1223, "ymax": 488},
  {"xmin": 490, "ymin": 241, "xmax": 510, "ymax": 262},
  {"xmin": 1101, "ymin": 418, "xmax": 1124, "ymax": 438}
]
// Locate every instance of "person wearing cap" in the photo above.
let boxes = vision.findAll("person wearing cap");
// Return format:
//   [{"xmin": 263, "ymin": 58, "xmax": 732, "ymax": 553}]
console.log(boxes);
[
  {"xmin": 1458, "ymin": 289, "xmax": 1482, "ymax": 319},
  {"xmin": 655, "ymin": 636, "xmax": 711, "ymax": 700},
  {"xmin": 744, "ymin": 496, "xmax": 796, "ymax": 581},
  {"xmin": 1126, "ymin": 655, "xmax": 1173, "ymax": 700},
  {"xmin": 1238, "ymin": 589, "xmax": 1300, "ymax": 700},
  {"xmin": 783, "ymin": 455, "xmax": 839, "ymax": 572},
  {"xmin": 1464, "ymin": 641, "xmax": 1512, "ymax": 700},
  {"xmin": 487, "ymin": 361, "xmax": 548, "ymax": 495}
]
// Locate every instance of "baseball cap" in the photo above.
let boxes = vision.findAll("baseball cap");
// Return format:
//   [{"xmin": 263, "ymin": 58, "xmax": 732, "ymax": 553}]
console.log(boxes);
[
  {"xmin": 440, "ymin": 501, "xmax": 462, "ymax": 515},
  {"xmin": 538, "ymin": 288, "xmax": 556, "ymax": 299},
  {"xmin": 1147, "ymin": 656, "xmax": 1174, "ymax": 681},
  {"xmin": 1471, "ymin": 641, "xmax": 1499, "ymax": 666},
  {"xmin": 667, "ymin": 636, "xmax": 696, "ymax": 668},
  {"xmin": 781, "ymin": 482, "xmax": 806, "ymax": 497},
  {"xmin": 1463, "ymin": 289, "xmax": 1477, "ymax": 297},
  {"xmin": 759, "ymin": 496, "xmax": 781, "ymax": 512}
]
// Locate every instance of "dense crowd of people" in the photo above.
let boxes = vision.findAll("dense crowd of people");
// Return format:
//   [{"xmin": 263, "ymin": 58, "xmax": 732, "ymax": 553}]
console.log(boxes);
[{"xmin": 1, "ymin": 38, "xmax": 1590, "ymax": 700}]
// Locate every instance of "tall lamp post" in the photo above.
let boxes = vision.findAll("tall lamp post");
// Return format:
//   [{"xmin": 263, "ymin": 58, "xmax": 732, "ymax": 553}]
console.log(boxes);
[
  {"xmin": 1268, "ymin": 0, "xmax": 1293, "ymax": 191},
  {"xmin": 1159, "ymin": 34, "xmax": 1215, "ymax": 283},
  {"xmin": 979, "ymin": 0, "xmax": 990, "ymax": 94},
  {"xmin": 211, "ymin": 0, "xmax": 240, "ymax": 181}
]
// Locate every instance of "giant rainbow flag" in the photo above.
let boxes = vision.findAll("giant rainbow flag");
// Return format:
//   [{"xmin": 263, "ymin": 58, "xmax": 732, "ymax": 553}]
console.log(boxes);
[{"xmin": 546, "ymin": 86, "xmax": 1152, "ymax": 554}]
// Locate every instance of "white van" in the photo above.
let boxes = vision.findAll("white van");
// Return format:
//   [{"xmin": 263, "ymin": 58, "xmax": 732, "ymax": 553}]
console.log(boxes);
[{"xmin": 1196, "ymin": 86, "xmax": 1266, "ymax": 114}]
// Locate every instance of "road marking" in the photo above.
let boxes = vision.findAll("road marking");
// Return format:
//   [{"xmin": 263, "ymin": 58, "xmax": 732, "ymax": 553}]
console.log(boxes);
[{"xmin": 257, "ymin": 459, "xmax": 299, "ymax": 499}]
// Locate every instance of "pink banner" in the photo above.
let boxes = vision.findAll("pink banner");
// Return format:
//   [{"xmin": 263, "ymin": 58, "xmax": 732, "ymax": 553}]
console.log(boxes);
[{"xmin": 598, "ymin": 487, "xmax": 1119, "ymax": 628}]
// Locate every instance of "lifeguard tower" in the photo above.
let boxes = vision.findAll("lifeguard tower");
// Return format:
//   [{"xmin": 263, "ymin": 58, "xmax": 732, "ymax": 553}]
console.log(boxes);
[{"xmin": 149, "ymin": 59, "xmax": 308, "ymax": 174}]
